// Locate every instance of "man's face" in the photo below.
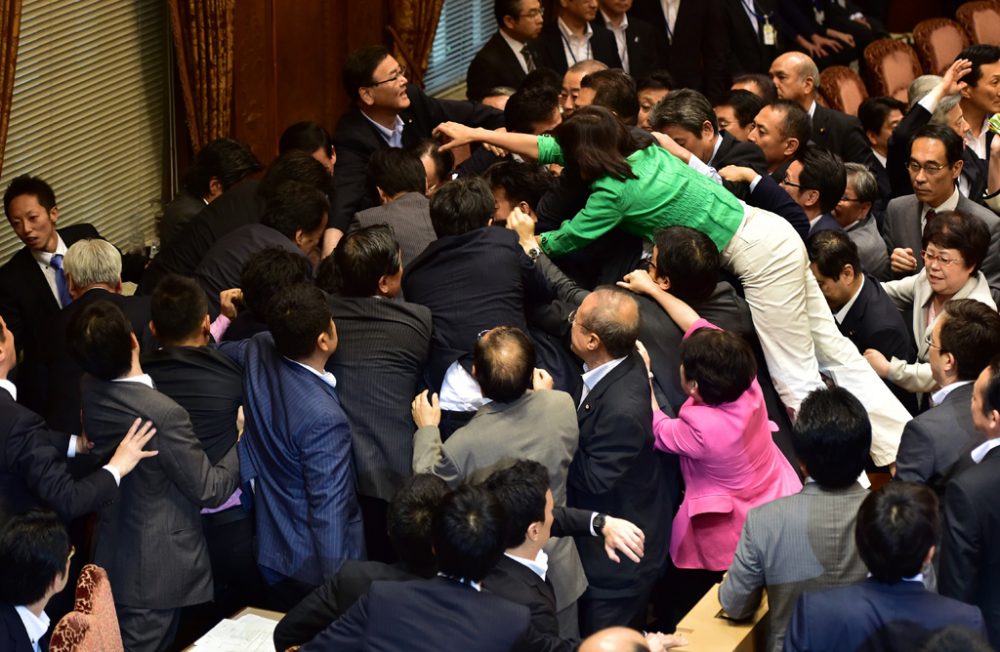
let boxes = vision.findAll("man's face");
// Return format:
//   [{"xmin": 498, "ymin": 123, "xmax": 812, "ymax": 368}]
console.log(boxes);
[
  {"xmin": 600, "ymin": 0, "xmax": 633, "ymax": 15},
  {"xmin": 945, "ymin": 103, "xmax": 970, "ymax": 139},
  {"xmin": 312, "ymin": 146, "xmax": 336, "ymax": 176},
  {"xmin": 928, "ymin": 315, "xmax": 949, "ymax": 387},
  {"xmin": 971, "ymin": 365, "xmax": 999, "ymax": 437},
  {"xmin": 809, "ymin": 263, "xmax": 854, "ymax": 311},
  {"xmin": 560, "ymin": 70, "xmax": 587, "ymax": 117},
  {"xmin": 0, "ymin": 315, "xmax": 16, "ymax": 374},
  {"xmin": 493, "ymin": 186, "xmax": 514, "ymax": 224},
  {"xmin": 769, "ymin": 54, "xmax": 810, "ymax": 104},
  {"xmin": 748, "ymin": 106, "xmax": 794, "ymax": 170},
  {"xmin": 362, "ymin": 56, "xmax": 411, "ymax": 112},
  {"xmin": 638, "ymin": 88, "xmax": 668, "ymax": 131},
  {"xmin": 505, "ymin": 0, "xmax": 544, "ymax": 41},
  {"xmin": 779, "ymin": 160, "xmax": 815, "ymax": 211},
  {"xmin": 908, "ymin": 137, "xmax": 960, "ymax": 206},
  {"xmin": 569, "ymin": 293, "xmax": 598, "ymax": 359},
  {"xmin": 661, "ymin": 124, "xmax": 714, "ymax": 164},
  {"xmin": 532, "ymin": 107, "xmax": 562, "ymax": 135},
  {"xmin": 833, "ymin": 176, "xmax": 870, "ymax": 227},
  {"xmin": 964, "ymin": 61, "xmax": 1000, "ymax": 115},
  {"xmin": 715, "ymin": 104, "xmax": 749, "ymax": 140},
  {"xmin": 6, "ymin": 194, "xmax": 59, "ymax": 253},
  {"xmin": 296, "ymin": 213, "xmax": 329, "ymax": 261},
  {"xmin": 869, "ymin": 109, "xmax": 902, "ymax": 155},
  {"xmin": 560, "ymin": 0, "xmax": 599, "ymax": 23}
]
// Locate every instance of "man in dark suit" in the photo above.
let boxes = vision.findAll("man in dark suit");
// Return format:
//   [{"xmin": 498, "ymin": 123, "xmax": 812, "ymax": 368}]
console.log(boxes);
[
  {"xmin": 466, "ymin": 0, "xmax": 545, "ymax": 102},
  {"xmin": 806, "ymin": 231, "xmax": 917, "ymax": 414},
  {"xmin": 349, "ymin": 148, "xmax": 436, "ymax": 268},
  {"xmin": 957, "ymin": 45, "xmax": 1000, "ymax": 168},
  {"xmin": 833, "ymin": 164, "xmax": 890, "ymax": 280},
  {"xmin": 330, "ymin": 45, "xmax": 503, "ymax": 254},
  {"xmin": 857, "ymin": 96, "xmax": 904, "ymax": 201},
  {"xmin": 781, "ymin": 147, "xmax": 847, "ymax": 237},
  {"xmin": 768, "ymin": 52, "xmax": 879, "ymax": 172},
  {"xmin": 532, "ymin": 1, "xmax": 621, "ymax": 76},
  {"xmin": 723, "ymin": 0, "xmax": 778, "ymax": 79},
  {"xmin": 300, "ymin": 485, "xmax": 538, "ymax": 651},
  {"xmin": 0, "ymin": 175, "xmax": 101, "ymax": 413},
  {"xmin": 220, "ymin": 285, "xmax": 364, "ymax": 609},
  {"xmin": 273, "ymin": 474, "xmax": 446, "ymax": 651},
  {"xmin": 746, "ymin": 100, "xmax": 810, "ymax": 182},
  {"xmin": 629, "ymin": 0, "xmax": 730, "ymax": 103},
  {"xmin": 222, "ymin": 247, "xmax": 313, "ymax": 343},
  {"xmin": 785, "ymin": 482, "xmax": 987, "ymax": 651},
  {"xmin": 896, "ymin": 300, "xmax": 1000, "ymax": 490},
  {"xmin": 69, "ymin": 300, "xmax": 240, "ymax": 652},
  {"xmin": 324, "ymin": 226, "xmax": 432, "ymax": 561},
  {"xmin": 591, "ymin": 0, "xmax": 667, "ymax": 80},
  {"xmin": 940, "ymin": 357, "xmax": 1000, "ymax": 647}
]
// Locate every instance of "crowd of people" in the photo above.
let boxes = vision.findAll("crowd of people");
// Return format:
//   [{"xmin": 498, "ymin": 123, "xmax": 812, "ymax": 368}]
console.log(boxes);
[{"xmin": 2, "ymin": 0, "xmax": 1000, "ymax": 650}]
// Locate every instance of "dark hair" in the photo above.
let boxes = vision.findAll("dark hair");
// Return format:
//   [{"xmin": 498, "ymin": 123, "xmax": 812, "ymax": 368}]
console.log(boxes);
[
  {"xmin": 649, "ymin": 88, "xmax": 717, "ymax": 135},
  {"xmin": 504, "ymin": 86, "xmax": 560, "ymax": 134},
  {"xmin": 680, "ymin": 327, "xmax": 756, "ymax": 405},
  {"xmin": 183, "ymin": 138, "xmax": 261, "ymax": 198},
  {"xmin": 151, "ymin": 274, "xmax": 209, "ymax": 345},
  {"xmin": 807, "ymin": 229, "xmax": 861, "ymax": 280},
  {"xmin": 919, "ymin": 626, "xmax": 995, "ymax": 652},
  {"xmin": 520, "ymin": 67, "xmax": 563, "ymax": 94},
  {"xmin": 429, "ymin": 176, "xmax": 495, "ymax": 237},
  {"xmin": 259, "ymin": 149, "xmax": 333, "ymax": 200},
  {"xmin": 432, "ymin": 484, "xmax": 507, "ymax": 581},
  {"xmin": 554, "ymin": 105, "xmax": 640, "ymax": 182},
  {"xmin": 4, "ymin": 174, "xmax": 56, "ymax": 216},
  {"xmin": 578, "ymin": 286, "xmax": 640, "ymax": 358},
  {"xmin": 912, "ymin": 124, "xmax": 964, "ymax": 167},
  {"xmin": 769, "ymin": 100, "xmax": 812, "ymax": 149},
  {"xmin": 494, "ymin": 0, "xmax": 523, "ymax": 24},
  {"xmin": 474, "ymin": 326, "xmax": 536, "ymax": 402},
  {"xmin": 0, "ymin": 511, "xmax": 70, "ymax": 605},
  {"xmin": 260, "ymin": 181, "xmax": 329, "ymax": 239},
  {"xmin": 653, "ymin": 227, "xmax": 720, "ymax": 303},
  {"xmin": 922, "ymin": 210, "xmax": 991, "ymax": 273},
  {"xmin": 792, "ymin": 387, "xmax": 872, "ymax": 488},
  {"xmin": 343, "ymin": 45, "xmax": 391, "ymax": 100},
  {"xmin": 483, "ymin": 160, "xmax": 557, "ymax": 213},
  {"xmin": 368, "ymin": 147, "xmax": 426, "ymax": 197},
  {"xmin": 733, "ymin": 73, "xmax": 777, "ymax": 103},
  {"xmin": 279, "ymin": 121, "xmax": 333, "ymax": 159},
  {"xmin": 797, "ymin": 146, "xmax": 847, "ymax": 214},
  {"xmin": 68, "ymin": 300, "xmax": 134, "ymax": 381},
  {"xmin": 409, "ymin": 138, "xmax": 454, "ymax": 189},
  {"xmin": 979, "ymin": 356, "xmax": 1000, "ymax": 417},
  {"xmin": 957, "ymin": 44, "xmax": 1000, "ymax": 87},
  {"xmin": 636, "ymin": 70, "xmax": 675, "ymax": 93},
  {"xmin": 939, "ymin": 299, "xmax": 1000, "ymax": 381},
  {"xmin": 333, "ymin": 225, "xmax": 402, "ymax": 297},
  {"xmin": 580, "ymin": 69, "xmax": 640, "ymax": 126},
  {"xmin": 721, "ymin": 89, "xmax": 766, "ymax": 129},
  {"xmin": 240, "ymin": 248, "xmax": 314, "ymax": 320},
  {"xmin": 857, "ymin": 96, "xmax": 907, "ymax": 136},
  {"xmin": 484, "ymin": 460, "xmax": 550, "ymax": 549},
  {"xmin": 265, "ymin": 284, "xmax": 333, "ymax": 360},
  {"xmin": 388, "ymin": 474, "xmax": 449, "ymax": 573},
  {"xmin": 856, "ymin": 482, "xmax": 938, "ymax": 583}
]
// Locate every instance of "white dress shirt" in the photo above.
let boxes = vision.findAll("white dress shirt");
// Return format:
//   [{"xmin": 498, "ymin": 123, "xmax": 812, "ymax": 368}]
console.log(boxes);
[
  {"xmin": 14, "ymin": 606, "xmax": 50, "ymax": 652},
  {"xmin": 579, "ymin": 357, "xmax": 626, "ymax": 407},
  {"xmin": 361, "ymin": 112, "xmax": 405, "ymax": 148},
  {"xmin": 930, "ymin": 379, "xmax": 973, "ymax": 408},
  {"xmin": 920, "ymin": 187, "xmax": 960, "ymax": 232},
  {"xmin": 971, "ymin": 437, "xmax": 1000, "ymax": 464},
  {"xmin": 439, "ymin": 361, "xmax": 489, "ymax": 412},
  {"xmin": 504, "ymin": 549, "xmax": 550, "ymax": 580},
  {"xmin": 288, "ymin": 359, "xmax": 338, "ymax": 389},
  {"xmin": 30, "ymin": 235, "xmax": 67, "ymax": 307},
  {"xmin": 557, "ymin": 17, "xmax": 594, "ymax": 65},
  {"xmin": 600, "ymin": 11, "xmax": 630, "ymax": 72},
  {"xmin": 966, "ymin": 115, "xmax": 995, "ymax": 160},
  {"xmin": 687, "ymin": 136, "xmax": 725, "ymax": 184},
  {"xmin": 660, "ymin": 0, "xmax": 680, "ymax": 35},
  {"xmin": 499, "ymin": 29, "xmax": 531, "ymax": 74}
]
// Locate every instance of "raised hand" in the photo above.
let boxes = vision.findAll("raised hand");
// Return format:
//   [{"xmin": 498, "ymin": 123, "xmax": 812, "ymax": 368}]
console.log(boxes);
[
  {"xmin": 411, "ymin": 390, "xmax": 442, "ymax": 428},
  {"xmin": 107, "ymin": 419, "xmax": 158, "ymax": 477}
]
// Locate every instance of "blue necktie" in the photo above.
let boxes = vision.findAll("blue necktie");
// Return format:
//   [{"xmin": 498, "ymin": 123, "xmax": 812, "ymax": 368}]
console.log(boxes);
[{"xmin": 50, "ymin": 253, "xmax": 73, "ymax": 308}]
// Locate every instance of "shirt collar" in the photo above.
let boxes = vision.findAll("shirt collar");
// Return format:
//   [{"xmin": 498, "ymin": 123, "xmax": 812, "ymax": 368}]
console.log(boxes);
[
  {"xmin": 436, "ymin": 572, "xmax": 482, "ymax": 591},
  {"xmin": 807, "ymin": 101, "xmax": 817, "ymax": 119},
  {"xmin": 930, "ymin": 379, "xmax": 973, "ymax": 407},
  {"xmin": 581, "ymin": 357, "xmax": 626, "ymax": 391},
  {"xmin": 499, "ymin": 28, "xmax": 527, "ymax": 51},
  {"xmin": 30, "ymin": 234, "xmax": 67, "ymax": 266},
  {"xmin": 601, "ymin": 9, "xmax": 628, "ymax": 30},
  {"xmin": 0, "ymin": 378, "xmax": 17, "ymax": 401},
  {"xmin": 873, "ymin": 149, "xmax": 887, "ymax": 168},
  {"xmin": 14, "ymin": 606, "xmax": 50, "ymax": 650},
  {"xmin": 558, "ymin": 16, "xmax": 593, "ymax": 42},
  {"xmin": 834, "ymin": 275, "xmax": 865, "ymax": 324},
  {"xmin": 923, "ymin": 187, "xmax": 961, "ymax": 214},
  {"xmin": 707, "ymin": 134, "xmax": 724, "ymax": 166},
  {"xmin": 113, "ymin": 373, "xmax": 154, "ymax": 389},
  {"xmin": 361, "ymin": 111, "xmax": 405, "ymax": 146},
  {"xmin": 971, "ymin": 437, "xmax": 1000, "ymax": 464},
  {"xmin": 288, "ymin": 358, "xmax": 338, "ymax": 389},
  {"xmin": 505, "ymin": 549, "xmax": 550, "ymax": 580}
]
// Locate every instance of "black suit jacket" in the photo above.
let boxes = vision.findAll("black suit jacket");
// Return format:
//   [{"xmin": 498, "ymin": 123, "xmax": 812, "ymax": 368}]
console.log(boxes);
[
  {"xmin": 274, "ymin": 561, "xmax": 423, "ymax": 651},
  {"xmin": 0, "ymin": 604, "xmax": 35, "ymax": 652},
  {"xmin": 812, "ymin": 104, "xmax": 880, "ymax": 172},
  {"xmin": 569, "ymin": 352, "xmax": 671, "ymax": 597},
  {"xmin": 723, "ymin": 0, "xmax": 779, "ymax": 76},
  {"xmin": 484, "ymin": 556, "xmax": 570, "ymax": 652},
  {"xmin": 326, "ymin": 295, "xmax": 432, "ymax": 502},
  {"xmin": 941, "ymin": 446, "xmax": 1000, "ymax": 647},
  {"xmin": 713, "ymin": 131, "xmax": 769, "ymax": 199},
  {"xmin": 332, "ymin": 86, "xmax": 504, "ymax": 233},
  {"xmin": 532, "ymin": 22, "xmax": 622, "ymax": 76},
  {"xmin": 0, "ymin": 388, "xmax": 116, "ymax": 522},
  {"xmin": 466, "ymin": 32, "xmax": 534, "ymax": 102},
  {"xmin": 590, "ymin": 14, "xmax": 668, "ymax": 81},
  {"xmin": 808, "ymin": 212, "xmax": 846, "ymax": 237},
  {"xmin": 0, "ymin": 223, "xmax": 100, "ymax": 413},
  {"xmin": 747, "ymin": 172, "xmax": 811, "ymax": 240}
]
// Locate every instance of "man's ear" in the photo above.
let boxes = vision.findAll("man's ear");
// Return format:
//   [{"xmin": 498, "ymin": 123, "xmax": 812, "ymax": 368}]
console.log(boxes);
[
  {"xmin": 49, "ymin": 206, "xmax": 60, "ymax": 224},
  {"xmin": 702, "ymin": 120, "xmax": 716, "ymax": 140},
  {"xmin": 502, "ymin": 15, "xmax": 517, "ymax": 31},
  {"xmin": 865, "ymin": 130, "xmax": 879, "ymax": 148},
  {"xmin": 840, "ymin": 264, "xmax": 857, "ymax": 285},
  {"xmin": 130, "ymin": 332, "xmax": 139, "ymax": 351},
  {"xmin": 207, "ymin": 176, "xmax": 224, "ymax": 201},
  {"xmin": 952, "ymin": 158, "xmax": 964, "ymax": 180},
  {"xmin": 783, "ymin": 138, "xmax": 800, "ymax": 157},
  {"xmin": 358, "ymin": 87, "xmax": 375, "ymax": 108},
  {"xmin": 803, "ymin": 189, "xmax": 821, "ymax": 209},
  {"xmin": 148, "ymin": 320, "xmax": 158, "ymax": 340},
  {"xmin": 376, "ymin": 273, "xmax": 392, "ymax": 296},
  {"xmin": 377, "ymin": 186, "xmax": 391, "ymax": 205}
]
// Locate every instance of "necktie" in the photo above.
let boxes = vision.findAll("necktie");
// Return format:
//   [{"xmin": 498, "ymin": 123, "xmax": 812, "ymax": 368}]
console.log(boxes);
[
  {"xmin": 50, "ymin": 253, "xmax": 73, "ymax": 308},
  {"xmin": 925, "ymin": 209, "xmax": 937, "ymax": 223},
  {"xmin": 522, "ymin": 46, "xmax": 536, "ymax": 72}
]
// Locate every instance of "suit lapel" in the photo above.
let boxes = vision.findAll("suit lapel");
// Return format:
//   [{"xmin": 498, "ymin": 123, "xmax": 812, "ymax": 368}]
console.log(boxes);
[{"xmin": 577, "ymin": 354, "xmax": 636, "ymax": 420}]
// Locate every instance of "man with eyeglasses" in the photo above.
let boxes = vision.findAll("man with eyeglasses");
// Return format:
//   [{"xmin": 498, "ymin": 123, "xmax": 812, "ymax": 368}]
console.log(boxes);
[
  {"xmin": 779, "ymin": 146, "xmax": 846, "ymax": 238},
  {"xmin": 329, "ymin": 45, "xmax": 505, "ymax": 257},
  {"xmin": 532, "ymin": 0, "xmax": 621, "ymax": 77},
  {"xmin": 467, "ymin": 0, "xmax": 545, "ymax": 103},
  {"xmin": 832, "ymin": 163, "xmax": 890, "ymax": 281},
  {"xmin": 882, "ymin": 124, "xmax": 1000, "ymax": 301}
]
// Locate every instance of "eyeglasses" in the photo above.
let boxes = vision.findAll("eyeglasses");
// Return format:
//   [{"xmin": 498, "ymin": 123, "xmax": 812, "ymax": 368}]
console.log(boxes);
[
  {"xmin": 839, "ymin": 195, "xmax": 864, "ymax": 203},
  {"xmin": 924, "ymin": 332, "xmax": 940, "ymax": 350},
  {"xmin": 369, "ymin": 66, "xmax": 408, "ymax": 87},
  {"xmin": 640, "ymin": 258, "xmax": 658, "ymax": 274},
  {"xmin": 780, "ymin": 177, "xmax": 803, "ymax": 189},
  {"xmin": 921, "ymin": 249, "xmax": 963, "ymax": 267},
  {"xmin": 906, "ymin": 160, "xmax": 949, "ymax": 174},
  {"xmin": 519, "ymin": 8, "xmax": 544, "ymax": 18}
]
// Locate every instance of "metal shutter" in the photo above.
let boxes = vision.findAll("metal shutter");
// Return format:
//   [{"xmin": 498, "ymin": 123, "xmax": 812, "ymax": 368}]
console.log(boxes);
[{"xmin": 423, "ymin": 0, "xmax": 497, "ymax": 97}]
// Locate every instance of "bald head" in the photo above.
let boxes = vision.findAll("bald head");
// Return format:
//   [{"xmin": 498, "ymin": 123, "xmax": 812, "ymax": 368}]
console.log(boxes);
[
  {"xmin": 473, "ymin": 326, "xmax": 536, "ymax": 402},
  {"xmin": 769, "ymin": 52, "xmax": 819, "ymax": 109},
  {"xmin": 580, "ymin": 627, "xmax": 649, "ymax": 652},
  {"xmin": 577, "ymin": 287, "xmax": 640, "ymax": 359},
  {"xmin": 563, "ymin": 59, "xmax": 609, "ymax": 117}
]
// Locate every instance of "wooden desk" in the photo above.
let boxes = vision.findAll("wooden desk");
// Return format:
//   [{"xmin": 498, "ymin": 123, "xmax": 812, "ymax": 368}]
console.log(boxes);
[{"xmin": 675, "ymin": 584, "xmax": 769, "ymax": 652}]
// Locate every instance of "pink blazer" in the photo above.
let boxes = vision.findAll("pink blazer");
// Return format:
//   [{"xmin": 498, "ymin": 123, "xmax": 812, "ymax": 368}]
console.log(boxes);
[{"xmin": 653, "ymin": 319, "xmax": 802, "ymax": 571}]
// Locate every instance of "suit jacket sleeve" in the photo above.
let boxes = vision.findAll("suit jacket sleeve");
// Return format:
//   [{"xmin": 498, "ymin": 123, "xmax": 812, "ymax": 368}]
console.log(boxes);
[
  {"xmin": 569, "ymin": 409, "xmax": 645, "ymax": 497},
  {"xmin": 302, "ymin": 414, "xmax": 358, "ymax": 577},
  {"xmin": 893, "ymin": 420, "xmax": 934, "ymax": 484},
  {"xmin": 300, "ymin": 592, "xmax": 369, "ymax": 652},
  {"xmin": 274, "ymin": 578, "xmax": 343, "ymax": 651},
  {"xmin": 783, "ymin": 593, "xmax": 813, "ymax": 651},
  {"xmin": 939, "ymin": 479, "xmax": 981, "ymax": 604},
  {"xmin": 719, "ymin": 516, "xmax": 765, "ymax": 619},
  {"xmin": 331, "ymin": 141, "xmax": 377, "ymax": 234},
  {"xmin": 157, "ymin": 405, "xmax": 239, "ymax": 507},
  {"xmin": 412, "ymin": 425, "xmax": 465, "ymax": 487},
  {"xmin": 886, "ymin": 104, "xmax": 931, "ymax": 199},
  {"xmin": 748, "ymin": 175, "xmax": 810, "ymax": 240},
  {"xmin": 551, "ymin": 506, "xmax": 595, "ymax": 538},
  {"xmin": 416, "ymin": 89, "xmax": 505, "ymax": 131}
]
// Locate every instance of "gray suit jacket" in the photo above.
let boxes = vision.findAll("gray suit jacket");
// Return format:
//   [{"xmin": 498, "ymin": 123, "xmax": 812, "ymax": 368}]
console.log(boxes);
[
  {"xmin": 413, "ymin": 389, "xmax": 587, "ymax": 612},
  {"xmin": 882, "ymin": 194, "xmax": 1000, "ymax": 302},
  {"xmin": 81, "ymin": 377, "xmax": 240, "ymax": 608},
  {"xmin": 845, "ymin": 214, "xmax": 890, "ymax": 281},
  {"xmin": 351, "ymin": 192, "xmax": 437, "ymax": 268},
  {"xmin": 719, "ymin": 482, "xmax": 869, "ymax": 652}
]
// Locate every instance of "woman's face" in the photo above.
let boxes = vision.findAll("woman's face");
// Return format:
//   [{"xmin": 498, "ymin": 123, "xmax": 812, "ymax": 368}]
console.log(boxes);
[{"xmin": 924, "ymin": 243, "xmax": 975, "ymax": 298}]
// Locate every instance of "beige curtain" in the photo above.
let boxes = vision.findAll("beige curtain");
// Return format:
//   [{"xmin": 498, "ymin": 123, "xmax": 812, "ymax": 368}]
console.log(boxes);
[
  {"xmin": 388, "ymin": 0, "xmax": 446, "ymax": 86},
  {"xmin": 0, "ymin": 0, "xmax": 22, "ymax": 177},
  {"xmin": 168, "ymin": 0, "xmax": 235, "ymax": 151}
]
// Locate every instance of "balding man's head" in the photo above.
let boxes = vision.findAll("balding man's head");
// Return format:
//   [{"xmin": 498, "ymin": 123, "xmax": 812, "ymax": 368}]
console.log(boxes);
[
  {"xmin": 579, "ymin": 627, "xmax": 649, "ymax": 652},
  {"xmin": 562, "ymin": 59, "xmax": 609, "ymax": 117},
  {"xmin": 473, "ymin": 326, "xmax": 536, "ymax": 402},
  {"xmin": 769, "ymin": 52, "xmax": 819, "ymax": 108},
  {"xmin": 572, "ymin": 287, "xmax": 640, "ymax": 363}
]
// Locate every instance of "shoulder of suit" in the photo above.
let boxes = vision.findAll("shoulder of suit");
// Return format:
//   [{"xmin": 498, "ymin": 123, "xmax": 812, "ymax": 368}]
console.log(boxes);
[{"xmin": 958, "ymin": 196, "xmax": 1000, "ymax": 224}]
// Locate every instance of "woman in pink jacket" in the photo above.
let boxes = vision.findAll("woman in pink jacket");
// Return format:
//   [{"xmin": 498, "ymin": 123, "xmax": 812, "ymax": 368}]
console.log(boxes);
[{"xmin": 620, "ymin": 269, "xmax": 802, "ymax": 574}]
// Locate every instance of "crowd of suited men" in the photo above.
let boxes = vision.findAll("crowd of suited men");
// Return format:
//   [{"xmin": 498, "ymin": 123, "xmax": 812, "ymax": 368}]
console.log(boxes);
[{"xmin": 3, "ymin": 0, "xmax": 1000, "ymax": 650}]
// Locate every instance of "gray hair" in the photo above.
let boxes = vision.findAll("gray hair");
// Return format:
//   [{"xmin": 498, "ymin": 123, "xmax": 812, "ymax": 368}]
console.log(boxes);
[
  {"xmin": 908, "ymin": 75, "xmax": 941, "ymax": 107},
  {"xmin": 844, "ymin": 163, "xmax": 879, "ymax": 204},
  {"xmin": 567, "ymin": 59, "xmax": 607, "ymax": 76},
  {"xmin": 931, "ymin": 94, "xmax": 962, "ymax": 126},
  {"xmin": 798, "ymin": 56, "xmax": 821, "ymax": 90},
  {"xmin": 649, "ymin": 88, "xmax": 717, "ymax": 134},
  {"xmin": 579, "ymin": 286, "xmax": 640, "ymax": 358},
  {"xmin": 63, "ymin": 239, "xmax": 121, "ymax": 288}
]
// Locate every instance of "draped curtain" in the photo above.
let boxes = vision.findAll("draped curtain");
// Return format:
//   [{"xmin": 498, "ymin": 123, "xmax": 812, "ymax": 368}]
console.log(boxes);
[
  {"xmin": 168, "ymin": 0, "xmax": 235, "ymax": 151},
  {"xmin": 0, "ymin": 0, "xmax": 21, "ymax": 177},
  {"xmin": 388, "ymin": 0, "xmax": 445, "ymax": 86}
]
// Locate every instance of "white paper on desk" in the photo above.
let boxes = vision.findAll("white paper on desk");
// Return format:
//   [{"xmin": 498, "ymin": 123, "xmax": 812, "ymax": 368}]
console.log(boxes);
[{"xmin": 193, "ymin": 614, "xmax": 277, "ymax": 651}]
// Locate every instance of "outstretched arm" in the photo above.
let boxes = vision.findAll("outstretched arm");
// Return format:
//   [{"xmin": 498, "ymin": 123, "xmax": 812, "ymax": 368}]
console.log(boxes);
[
  {"xmin": 617, "ymin": 269, "xmax": 700, "ymax": 332},
  {"xmin": 433, "ymin": 122, "xmax": 541, "ymax": 160}
]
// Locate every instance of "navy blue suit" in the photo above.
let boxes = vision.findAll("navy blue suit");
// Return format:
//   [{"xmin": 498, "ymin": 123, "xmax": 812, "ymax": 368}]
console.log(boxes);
[
  {"xmin": 220, "ymin": 333, "xmax": 365, "ymax": 587},
  {"xmin": 0, "ymin": 604, "xmax": 36, "ymax": 652},
  {"xmin": 808, "ymin": 213, "xmax": 846, "ymax": 238}
]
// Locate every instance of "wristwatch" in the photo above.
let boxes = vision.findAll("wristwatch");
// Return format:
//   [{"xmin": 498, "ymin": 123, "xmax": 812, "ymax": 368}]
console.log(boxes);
[
  {"xmin": 526, "ymin": 245, "xmax": 542, "ymax": 261},
  {"xmin": 593, "ymin": 513, "xmax": 607, "ymax": 535}
]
